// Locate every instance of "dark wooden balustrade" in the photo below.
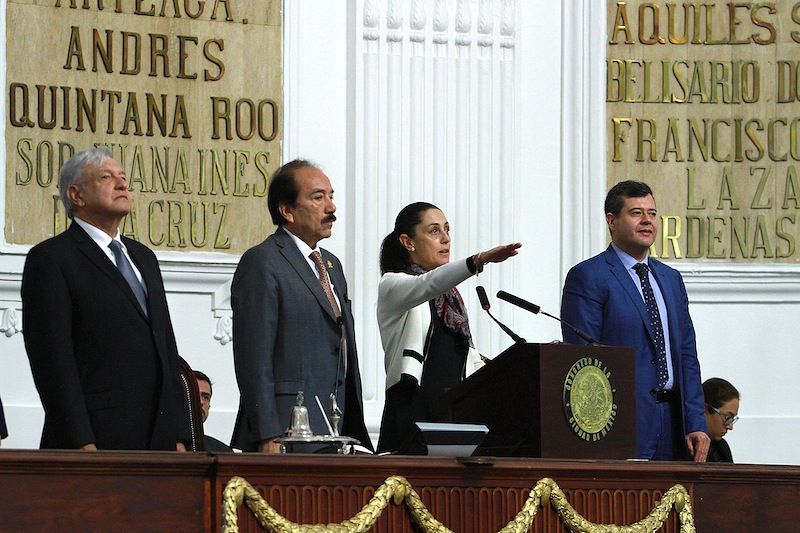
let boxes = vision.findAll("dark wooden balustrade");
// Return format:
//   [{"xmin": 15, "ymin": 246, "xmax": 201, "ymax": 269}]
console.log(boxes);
[{"xmin": 1, "ymin": 450, "xmax": 798, "ymax": 532}]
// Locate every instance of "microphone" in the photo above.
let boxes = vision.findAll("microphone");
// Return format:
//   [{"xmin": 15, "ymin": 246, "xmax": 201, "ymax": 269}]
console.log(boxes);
[
  {"xmin": 476, "ymin": 286, "xmax": 526, "ymax": 344},
  {"xmin": 496, "ymin": 290, "xmax": 540, "ymax": 314},
  {"xmin": 496, "ymin": 290, "xmax": 600, "ymax": 345}
]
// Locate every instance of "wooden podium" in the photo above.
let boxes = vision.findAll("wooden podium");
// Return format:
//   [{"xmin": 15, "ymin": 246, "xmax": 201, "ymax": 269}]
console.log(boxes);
[{"xmin": 444, "ymin": 343, "xmax": 636, "ymax": 459}]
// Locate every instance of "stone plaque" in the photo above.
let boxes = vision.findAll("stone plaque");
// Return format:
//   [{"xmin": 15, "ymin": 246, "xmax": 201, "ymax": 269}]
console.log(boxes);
[
  {"xmin": 6, "ymin": 0, "xmax": 282, "ymax": 254},
  {"xmin": 607, "ymin": 1, "xmax": 800, "ymax": 262}
]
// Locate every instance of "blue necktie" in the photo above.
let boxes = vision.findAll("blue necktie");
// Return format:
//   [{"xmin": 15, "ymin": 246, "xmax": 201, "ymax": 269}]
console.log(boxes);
[
  {"xmin": 633, "ymin": 263, "xmax": 668, "ymax": 388},
  {"xmin": 109, "ymin": 240, "xmax": 148, "ymax": 317}
]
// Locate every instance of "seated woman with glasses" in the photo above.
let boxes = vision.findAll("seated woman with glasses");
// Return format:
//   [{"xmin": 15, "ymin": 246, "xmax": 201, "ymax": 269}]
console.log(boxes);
[{"xmin": 703, "ymin": 377, "xmax": 740, "ymax": 463}]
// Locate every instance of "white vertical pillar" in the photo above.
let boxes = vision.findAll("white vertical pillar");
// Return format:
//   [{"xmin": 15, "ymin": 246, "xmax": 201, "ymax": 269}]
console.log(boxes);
[
  {"xmin": 476, "ymin": 0, "xmax": 493, "ymax": 250},
  {"xmin": 498, "ymin": 0, "xmax": 515, "ymax": 315},
  {"xmin": 431, "ymin": 0, "xmax": 450, "ymax": 206},
  {"xmin": 358, "ymin": 0, "xmax": 381, "ymax": 401},
  {"xmin": 386, "ymin": 0, "xmax": 404, "ymax": 204},
  {"xmin": 409, "ymin": 0, "xmax": 427, "ymax": 201},
  {"xmin": 454, "ymin": 0, "xmax": 472, "ymax": 250}
]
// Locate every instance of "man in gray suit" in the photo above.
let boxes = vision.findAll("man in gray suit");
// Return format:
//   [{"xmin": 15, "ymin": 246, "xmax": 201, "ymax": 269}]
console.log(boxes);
[{"xmin": 231, "ymin": 159, "xmax": 371, "ymax": 453}]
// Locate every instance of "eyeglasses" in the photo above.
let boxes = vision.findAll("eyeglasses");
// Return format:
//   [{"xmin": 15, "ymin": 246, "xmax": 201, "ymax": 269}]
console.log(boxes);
[{"xmin": 710, "ymin": 405, "xmax": 739, "ymax": 426}]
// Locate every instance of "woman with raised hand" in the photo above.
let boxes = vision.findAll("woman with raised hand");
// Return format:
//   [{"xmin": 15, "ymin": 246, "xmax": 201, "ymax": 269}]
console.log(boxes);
[{"xmin": 376, "ymin": 202, "xmax": 521, "ymax": 454}]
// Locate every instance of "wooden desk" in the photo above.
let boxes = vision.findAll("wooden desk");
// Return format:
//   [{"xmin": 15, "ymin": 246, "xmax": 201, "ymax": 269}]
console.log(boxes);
[{"xmin": 2, "ymin": 450, "xmax": 798, "ymax": 532}]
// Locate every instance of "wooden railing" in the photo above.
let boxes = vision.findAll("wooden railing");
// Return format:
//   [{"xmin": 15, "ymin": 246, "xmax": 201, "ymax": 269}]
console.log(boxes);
[{"xmin": 1, "ymin": 450, "xmax": 798, "ymax": 532}]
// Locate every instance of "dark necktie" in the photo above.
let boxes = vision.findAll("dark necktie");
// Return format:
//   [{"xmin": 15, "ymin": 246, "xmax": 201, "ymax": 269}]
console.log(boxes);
[
  {"xmin": 109, "ymin": 240, "xmax": 148, "ymax": 317},
  {"xmin": 633, "ymin": 262, "xmax": 668, "ymax": 388},
  {"xmin": 309, "ymin": 251, "xmax": 341, "ymax": 318}
]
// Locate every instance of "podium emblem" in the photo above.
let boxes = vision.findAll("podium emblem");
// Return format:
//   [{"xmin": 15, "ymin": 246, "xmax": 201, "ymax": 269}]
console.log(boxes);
[{"xmin": 563, "ymin": 357, "xmax": 617, "ymax": 442}]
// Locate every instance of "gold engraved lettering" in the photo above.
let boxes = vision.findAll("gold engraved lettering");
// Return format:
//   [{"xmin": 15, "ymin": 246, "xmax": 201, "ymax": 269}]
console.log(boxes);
[
  {"xmin": 233, "ymin": 150, "xmax": 250, "ymax": 196},
  {"xmin": 168, "ymin": 200, "xmax": 187, "ymax": 247},
  {"xmin": 784, "ymin": 167, "xmax": 800, "ymax": 209},
  {"xmin": 752, "ymin": 214, "xmax": 774, "ymax": 258},
  {"xmin": 203, "ymin": 39, "xmax": 225, "ymax": 81},
  {"xmin": 177, "ymin": 35, "xmax": 199, "ymax": 79},
  {"xmin": 211, "ymin": 149, "xmax": 230, "ymax": 195},
  {"xmin": 253, "ymin": 151, "xmax": 270, "ymax": 197},
  {"xmin": 776, "ymin": 216, "xmax": 796, "ymax": 258},
  {"xmin": 609, "ymin": 2, "xmax": 634, "ymax": 44},
  {"xmin": 708, "ymin": 217, "xmax": 727, "ymax": 258},
  {"xmin": 213, "ymin": 202, "xmax": 231, "ymax": 249},
  {"xmin": 121, "ymin": 203, "xmax": 140, "ymax": 241},
  {"xmin": 15, "ymin": 138, "xmax": 34, "ymax": 185},
  {"xmin": 686, "ymin": 167, "xmax": 705, "ymax": 210},
  {"xmin": 751, "ymin": 3, "xmax": 777, "ymax": 45},
  {"xmin": 190, "ymin": 201, "xmax": 209, "ymax": 247},
  {"xmin": 717, "ymin": 167, "xmax": 739, "ymax": 209},
  {"xmin": 148, "ymin": 200, "xmax": 166, "ymax": 245},
  {"xmin": 661, "ymin": 216, "xmax": 683, "ymax": 259},
  {"xmin": 792, "ymin": 2, "xmax": 800, "ymax": 44},
  {"xmin": 751, "ymin": 167, "xmax": 773, "ymax": 209}
]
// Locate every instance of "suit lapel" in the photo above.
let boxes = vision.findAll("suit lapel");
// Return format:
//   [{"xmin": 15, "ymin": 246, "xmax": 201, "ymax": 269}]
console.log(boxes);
[
  {"xmin": 68, "ymin": 224, "xmax": 149, "ymax": 322},
  {"xmin": 649, "ymin": 260, "xmax": 677, "ymax": 337},
  {"xmin": 324, "ymin": 250, "xmax": 346, "ymax": 304},
  {"xmin": 603, "ymin": 246, "xmax": 656, "ymax": 340},
  {"xmin": 274, "ymin": 229, "xmax": 340, "ymax": 323}
]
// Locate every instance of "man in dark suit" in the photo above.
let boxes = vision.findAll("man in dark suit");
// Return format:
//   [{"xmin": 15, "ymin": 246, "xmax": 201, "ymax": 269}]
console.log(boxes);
[
  {"xmin": 561, "ymin": 180, "xmax": 709, "ymax": 461},
  {"xmin": 21, "ymin": 147, "xmax": 189, "ymax": 451},
  {"xmin": 194, "ymin": 370, "xmax": 233, "ymax": 452},
  {"xmin": 231, "ymin": 159, "xmax": 371, "ymax": 453}
]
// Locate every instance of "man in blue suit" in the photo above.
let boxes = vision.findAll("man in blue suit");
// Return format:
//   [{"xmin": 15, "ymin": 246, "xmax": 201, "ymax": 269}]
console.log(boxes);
[{"xmin": 561, "ymin": 180, "xmax": 709, "ymax": 461}]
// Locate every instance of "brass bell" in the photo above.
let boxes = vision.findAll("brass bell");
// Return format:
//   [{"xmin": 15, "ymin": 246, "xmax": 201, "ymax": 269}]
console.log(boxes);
[{"xmin": 286, "ymin": 391, "xmax": 314, "ymax": 438}]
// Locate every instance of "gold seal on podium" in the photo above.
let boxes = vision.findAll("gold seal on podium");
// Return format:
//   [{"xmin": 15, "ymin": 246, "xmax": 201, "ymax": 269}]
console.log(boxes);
[{"xmin": 563, "ymin": 357, "xmax": 617, "ymax": 442}]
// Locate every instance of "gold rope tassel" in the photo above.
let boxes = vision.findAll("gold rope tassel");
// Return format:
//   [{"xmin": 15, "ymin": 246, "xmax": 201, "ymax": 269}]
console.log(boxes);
[
  {"xmin": 221, "ymin": 475, "xmax": 452, "ymax": 533},
  {"xmin": 499, "ymin": 477, "xmax": 695, "ymax": 533},
  {"xmin": 221, "ymin": 475, "xmax": 695, "ymax": 533}
]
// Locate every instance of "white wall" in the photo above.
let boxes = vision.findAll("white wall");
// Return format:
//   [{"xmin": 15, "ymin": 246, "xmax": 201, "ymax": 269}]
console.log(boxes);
[{"xmin": 0, "ymin": 0, "xmax": 795, "ymax": 465}]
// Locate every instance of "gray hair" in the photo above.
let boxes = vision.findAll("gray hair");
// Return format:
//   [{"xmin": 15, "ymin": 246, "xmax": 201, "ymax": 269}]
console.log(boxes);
[{"xmin": 59, "ymin": 146, "xmax": 114, "ymax": 218}]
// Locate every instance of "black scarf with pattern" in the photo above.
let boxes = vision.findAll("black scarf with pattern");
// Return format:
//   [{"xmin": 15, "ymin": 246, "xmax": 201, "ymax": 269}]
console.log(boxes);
[{"xmin": 408, "ymin": 263, "xmax": 471, "ymax": 339}]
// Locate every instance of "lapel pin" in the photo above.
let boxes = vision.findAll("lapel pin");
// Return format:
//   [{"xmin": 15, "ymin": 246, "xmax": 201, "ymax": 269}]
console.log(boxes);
[{"xmin": 327, "ymin": 260, "xmax": 333, "ymax": 269}]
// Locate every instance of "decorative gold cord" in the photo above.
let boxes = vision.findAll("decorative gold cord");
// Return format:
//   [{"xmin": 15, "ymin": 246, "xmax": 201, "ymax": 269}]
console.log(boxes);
[{"xmin": 221, "ymin": 475, "xmax": 695, "ymax": 533}]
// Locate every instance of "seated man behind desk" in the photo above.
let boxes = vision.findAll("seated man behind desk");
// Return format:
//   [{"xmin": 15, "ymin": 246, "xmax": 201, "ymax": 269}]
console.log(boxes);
[
  {"xmin": 703, "ymin": 377, "xmax": 740, "ymax": 463},
  {"xmin": 21, "ymin": 147, "xmax": 189, "ymax": 451},
  {"xmin": 194, "ymin": 371, "xmax": 233, "ymax": 452}
]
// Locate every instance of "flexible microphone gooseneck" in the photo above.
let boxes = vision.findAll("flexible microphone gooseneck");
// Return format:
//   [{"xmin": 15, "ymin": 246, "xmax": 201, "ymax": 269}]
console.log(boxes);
[
  {"xmin": 475, "ymin": 286, "xmax": 526, "ymax": 344},
  {"xmin": 495, "ymin": 290, "xmax": 600, "ymax": 345}
]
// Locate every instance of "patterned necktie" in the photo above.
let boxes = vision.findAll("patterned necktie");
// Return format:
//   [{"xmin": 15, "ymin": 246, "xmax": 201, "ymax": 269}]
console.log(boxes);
[
  {"xmin": 309, "ymin": 251, "xmax": 341, "ymax": 318},
  {"xmin": 633, "ymin": 262, "xmax": 668, "ymax": 388},
  {"xmin": 109, "ymin": 240, "xmax": 149, "ymax": 317}
]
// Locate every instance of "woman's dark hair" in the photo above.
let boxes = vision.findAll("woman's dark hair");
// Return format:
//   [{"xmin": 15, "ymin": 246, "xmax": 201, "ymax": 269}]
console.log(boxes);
[
  {"xmin": 702, "ymin": 377, "xmax": 740, "ymax": 410},
  {"xmin": 380, "ymin": 202, "xmax": 439, "ymax": 274}
]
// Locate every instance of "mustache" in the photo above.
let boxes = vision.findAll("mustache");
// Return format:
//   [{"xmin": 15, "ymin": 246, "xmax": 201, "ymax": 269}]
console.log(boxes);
[{"xmin": 324, "ymin": 214, "xmax": 337, "ymax": 223}]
